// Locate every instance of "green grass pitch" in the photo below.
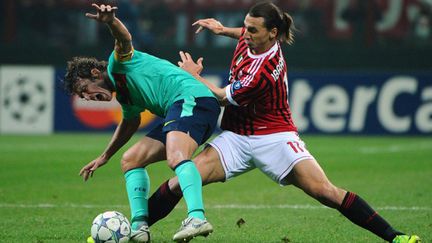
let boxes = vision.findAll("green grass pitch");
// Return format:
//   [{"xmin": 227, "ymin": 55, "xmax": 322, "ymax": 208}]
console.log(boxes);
[{"xmin": 0, "ymin": 134, "xmax": 431, "ymax": 242}]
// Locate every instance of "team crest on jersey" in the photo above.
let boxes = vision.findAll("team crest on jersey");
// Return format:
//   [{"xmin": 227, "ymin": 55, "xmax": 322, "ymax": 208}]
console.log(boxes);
[
  {"xmin": 236, "ymin": 55, "xmax": 243, "ymax": 65},
  {"xmin": 231, "ymin": 80, "xmax": 243, "ymax": 94}
]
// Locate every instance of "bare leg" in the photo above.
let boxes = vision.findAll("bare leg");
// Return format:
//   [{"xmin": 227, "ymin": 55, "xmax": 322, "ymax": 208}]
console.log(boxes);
[
  {"xmin": 286, "ymin": 158, "xmax": 345, "ymax": 208},
  {"xmin": 121, "ymin": 136, "xmax": 166, "ymax": 172}
]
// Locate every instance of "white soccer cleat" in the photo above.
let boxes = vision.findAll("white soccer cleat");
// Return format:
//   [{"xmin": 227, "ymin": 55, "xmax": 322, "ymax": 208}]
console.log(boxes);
[
  {"xmin": 172, "ymin": 217, "xmax": 213, "ymax": 242},
  {"xmin": 130, "ymin": 224, "xmax": 151, "ymax": 243}
]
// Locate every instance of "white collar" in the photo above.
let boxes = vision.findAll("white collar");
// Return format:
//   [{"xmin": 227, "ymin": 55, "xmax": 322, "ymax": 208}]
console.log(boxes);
[{"xmin": 247, "ymin": 41, "xmax": 279, "ymax": 59}]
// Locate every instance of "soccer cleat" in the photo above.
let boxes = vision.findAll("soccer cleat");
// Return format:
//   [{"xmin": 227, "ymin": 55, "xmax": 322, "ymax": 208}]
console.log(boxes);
[
  {"xmin": 392, "ymin": 235, "xmax": 421, "ymax": 243},
  {"xmin": 131, "ymin": 224, "xmax": 151, "ymax": 243},
  {"xmin": 86, "ymin": 236, "xmax": 95, "ymax": 243},
  {"xmin": 172, "ymin": 217, "xmax": 213, "ymax": 242}
]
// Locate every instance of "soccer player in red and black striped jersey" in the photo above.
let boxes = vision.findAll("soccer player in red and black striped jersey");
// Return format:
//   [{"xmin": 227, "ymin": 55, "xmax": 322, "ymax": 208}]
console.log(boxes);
[
  {"xmin": 221, "ymin": 24, "xmax": 296, "ymax": 135},
  {"xmin": 146, "ymin": 2, "xmax": 420, "ymax": 242},
  {"xmin": 222, "ymin": 28, "xmax": 297, "ymax": 135}
]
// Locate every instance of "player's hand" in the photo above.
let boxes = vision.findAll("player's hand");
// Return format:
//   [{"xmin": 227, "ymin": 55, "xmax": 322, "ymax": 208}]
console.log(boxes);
[
  {"xmin": 79, "ymin": 156, "xmax": 108, "ymax": 181},
  {"xmin": 193, "ymin": 18, "xmax": 224, "ymax": 35},
  {"xmin": 85, "ymin": 4, "xmax": 118, "ymax": 24},
  {"xmin": 178, "ymin": 51, "xmax": 204, "ymax": 76}
]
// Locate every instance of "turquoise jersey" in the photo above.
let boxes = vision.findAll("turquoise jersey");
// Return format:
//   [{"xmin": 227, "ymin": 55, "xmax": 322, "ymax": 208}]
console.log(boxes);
[{"xmin": 107, "ymin": 50, "xmax": 215, "ymax": 119}]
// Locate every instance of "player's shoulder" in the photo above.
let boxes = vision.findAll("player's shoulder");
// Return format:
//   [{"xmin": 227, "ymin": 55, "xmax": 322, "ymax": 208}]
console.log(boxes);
[{"xmin": 113, "ymin": 48, "xmax": 136, "ymax": 63}]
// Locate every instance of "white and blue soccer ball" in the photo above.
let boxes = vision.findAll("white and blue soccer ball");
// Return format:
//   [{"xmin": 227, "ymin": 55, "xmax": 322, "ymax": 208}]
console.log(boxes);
[{"xmin": 90, "ymin": 211, "xmax": 131, "ymax": 243}]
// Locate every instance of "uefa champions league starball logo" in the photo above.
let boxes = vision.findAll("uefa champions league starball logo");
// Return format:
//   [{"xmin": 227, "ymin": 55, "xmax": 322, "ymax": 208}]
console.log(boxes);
[{"xmin": 2, "ymin": 77, "xmax": 48, "ymax": 123}]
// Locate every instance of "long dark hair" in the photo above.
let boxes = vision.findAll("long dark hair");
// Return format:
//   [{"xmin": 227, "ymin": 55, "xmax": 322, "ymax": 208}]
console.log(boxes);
[
  {"xmin": 63, "ymin": 57, "xmax": 107, "ymax": 94},
  {"xmin": 248, "ymin": 1, "xmax": 295, "ymax": 45}
]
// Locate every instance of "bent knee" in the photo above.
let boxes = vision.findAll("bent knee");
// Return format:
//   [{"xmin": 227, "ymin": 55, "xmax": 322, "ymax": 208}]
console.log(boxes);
[
  {"xmin": 166, "ymin": 150, "xmax": 192, "ymax": 169},
  {"xmin": 121, "ymin": 151, "xmax": 142, "ymax": 172}
]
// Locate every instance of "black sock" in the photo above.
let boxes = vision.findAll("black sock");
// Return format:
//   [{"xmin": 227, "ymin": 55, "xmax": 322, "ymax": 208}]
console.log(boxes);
[
  {"xmin": 338, "ymin": 192, "xmax": 403, "ymax": 242},
  {"xmin": 147, "ymin": 180, "xmax": 183, "ymax": 226}
]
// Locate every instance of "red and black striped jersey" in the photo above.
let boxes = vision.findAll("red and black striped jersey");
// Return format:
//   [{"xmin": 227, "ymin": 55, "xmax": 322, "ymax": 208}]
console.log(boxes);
[{"xmin": 221, "ymin": 31, "xmax": 297, "ymax": 135}]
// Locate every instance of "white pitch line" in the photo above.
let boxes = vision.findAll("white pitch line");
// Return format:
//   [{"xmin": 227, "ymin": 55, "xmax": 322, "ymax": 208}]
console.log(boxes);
[
  {"xmin": 359, "ymin": 142, "xmax": 432, "ymax": 154},
  {"xmin": 0, "ymin": 203, "xmax": 430, "ymax": 211}
]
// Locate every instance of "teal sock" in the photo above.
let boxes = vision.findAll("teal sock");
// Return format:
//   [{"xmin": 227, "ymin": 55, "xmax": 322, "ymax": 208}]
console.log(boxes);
[
  {"xmin": 175, "ymin": 161, "xmax": 205, "ymax": 220},
  {"xmin": 124, "ymin": 168, "xmax": 150, "ymax": 230}
]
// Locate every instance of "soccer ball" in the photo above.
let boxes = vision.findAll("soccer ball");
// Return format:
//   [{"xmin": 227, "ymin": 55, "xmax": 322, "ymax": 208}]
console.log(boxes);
[{"xmin": 90, "ymin": 211, "xmax": 131, "ymax": 243}]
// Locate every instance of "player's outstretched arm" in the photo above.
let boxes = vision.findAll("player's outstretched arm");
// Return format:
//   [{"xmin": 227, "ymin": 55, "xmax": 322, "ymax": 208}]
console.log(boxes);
[
  {"xmin": 79, "ymin": 117, "xmax": 141, "ymax": 181},
  {"xmin": 193, "ymin": 18, "xmax": 242, "ymax": 39},
  {"xmin": 85, "ymin": 3, "xmax": 133, "ymax": 55},
  {"xmin": 178, "ymin": 51, "xmax": 228, "ymax": 105}
]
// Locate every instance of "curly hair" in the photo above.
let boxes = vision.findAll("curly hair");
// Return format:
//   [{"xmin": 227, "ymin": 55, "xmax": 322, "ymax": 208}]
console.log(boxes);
[{"xmin": 63, "ymin": 57, "xmax": 107, "ymax": 94}]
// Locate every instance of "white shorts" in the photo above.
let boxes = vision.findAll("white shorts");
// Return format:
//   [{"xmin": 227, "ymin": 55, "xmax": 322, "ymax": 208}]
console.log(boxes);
[{"xmin": 209, "ymin": 131, "xmax": 315, "ymax": 185}]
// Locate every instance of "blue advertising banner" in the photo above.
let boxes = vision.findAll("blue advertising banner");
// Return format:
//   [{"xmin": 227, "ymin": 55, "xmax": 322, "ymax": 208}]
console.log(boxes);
[
  {"xmin": 288, "ymin": 72, "xmax": 432, "ymax": 134},
  {"xmin": 54, "ymin": 68, "xmax": 432, "ymax": 135}
]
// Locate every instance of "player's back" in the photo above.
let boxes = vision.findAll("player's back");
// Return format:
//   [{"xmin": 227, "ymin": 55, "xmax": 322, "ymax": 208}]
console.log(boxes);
[{"xmin": 107, "ymin": 50, "xmax": 214, "ymax": 117}]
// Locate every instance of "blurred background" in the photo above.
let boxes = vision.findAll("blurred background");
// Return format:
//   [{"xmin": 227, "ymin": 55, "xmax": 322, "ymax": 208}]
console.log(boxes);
[
  {"xmin": 1, "ymin": 2, "xmax": 431, "ymax": 242},
  {"xmin": 0, "ymin": 0, "xmax": 431, "ymax": 135}
]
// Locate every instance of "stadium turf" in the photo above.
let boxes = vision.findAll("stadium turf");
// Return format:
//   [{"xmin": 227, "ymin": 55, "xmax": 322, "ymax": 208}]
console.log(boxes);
[{"xmin": 0, "ymin": 134, "xmax": 431, "ymax": 242}]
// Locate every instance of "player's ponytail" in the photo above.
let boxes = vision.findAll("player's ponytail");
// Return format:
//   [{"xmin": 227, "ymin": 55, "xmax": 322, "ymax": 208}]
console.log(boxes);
[
  {"xmin": 281, "ymin": 12, "xmax": 295, "ymax": 45},
  {"xmin": 248, "ymin": 1, "xmax": 295, "ymax": 45}
]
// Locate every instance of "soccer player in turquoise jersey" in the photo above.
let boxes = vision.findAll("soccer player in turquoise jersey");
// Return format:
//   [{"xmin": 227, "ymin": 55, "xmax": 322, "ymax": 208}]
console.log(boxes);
[{"xmin": 63, "ymin": 3, "xmax": 219, "ymax": 242}]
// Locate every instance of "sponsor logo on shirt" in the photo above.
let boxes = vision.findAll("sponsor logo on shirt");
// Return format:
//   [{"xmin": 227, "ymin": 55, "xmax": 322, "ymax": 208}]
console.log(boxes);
[{"xmin": 231, "ymin": 81, "xmax": 243, "ymax": 94}]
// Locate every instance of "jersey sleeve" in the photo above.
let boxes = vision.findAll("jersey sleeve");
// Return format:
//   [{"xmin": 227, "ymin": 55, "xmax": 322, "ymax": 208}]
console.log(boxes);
[
  {"xmin": 110, "ymin": 49, "xmax": 136, "ymax": 74},
  {"xmin": 114, "ymin": 48, "xmax": 134, "ymax": 62},
  {"xmin": 225, "ymin": 70, "xmax": 266, "ymax": 106}
]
